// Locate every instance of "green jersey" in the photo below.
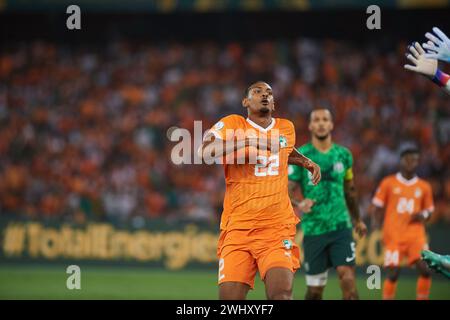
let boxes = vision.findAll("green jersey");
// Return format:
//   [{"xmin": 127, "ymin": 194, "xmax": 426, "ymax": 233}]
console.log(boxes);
[{"xmin": 288, "ymin": 143, "xmax": 354, "ymax": 236}]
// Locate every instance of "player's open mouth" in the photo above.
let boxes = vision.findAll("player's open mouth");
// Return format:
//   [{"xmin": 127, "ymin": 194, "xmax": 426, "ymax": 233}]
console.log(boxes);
[{"xmin": 261, "ymin": 99, "xmax": 269, "ymax": 105}]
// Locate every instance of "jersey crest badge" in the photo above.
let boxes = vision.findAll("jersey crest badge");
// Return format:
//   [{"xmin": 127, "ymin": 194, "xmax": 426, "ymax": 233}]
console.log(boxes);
[
  {"xmin": 415, "ymin": 188, "xmax": 422, "ymax": 198},
  {"xmin": 279, "ymin": 135, "xmax": 288, "ymax": 148},
  {"xmin": 333, "ymin": 162, "xmax": 344, "ymax": 173},
  {"xmin": 282, "ymin": 239, "xmax": 293, "ymax": 250}
]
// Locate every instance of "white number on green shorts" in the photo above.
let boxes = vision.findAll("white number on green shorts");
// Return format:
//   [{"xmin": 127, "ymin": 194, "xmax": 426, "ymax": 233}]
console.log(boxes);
[{"xmin": 346, "ymin": 242, "xmax": 356, "ymax": 262}]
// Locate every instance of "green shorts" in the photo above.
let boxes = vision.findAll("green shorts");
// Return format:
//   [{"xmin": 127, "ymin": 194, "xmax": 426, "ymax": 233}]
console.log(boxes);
[{"xmin": 303, "ymin": 228, "xmax": 355, "ymax": 279}]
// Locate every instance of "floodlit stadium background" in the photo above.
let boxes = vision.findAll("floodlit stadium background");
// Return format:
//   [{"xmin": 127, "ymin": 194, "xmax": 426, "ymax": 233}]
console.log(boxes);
[{"xmin": 0, "ymin": 0, "xmax": 449, "ymax": 299}]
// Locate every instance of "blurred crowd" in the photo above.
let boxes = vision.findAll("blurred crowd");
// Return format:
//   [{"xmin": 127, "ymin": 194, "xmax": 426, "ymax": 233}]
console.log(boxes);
[{"xmin": 1, "ymin": 39, "xmax": 449, "ymax": 226}]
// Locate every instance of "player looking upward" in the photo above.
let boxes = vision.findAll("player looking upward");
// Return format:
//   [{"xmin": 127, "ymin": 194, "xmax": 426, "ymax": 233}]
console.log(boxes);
[
  {"xmin": 199, "ymin": 81, "xmax": 321, "ymax": 300},
  {"xmin": 288, "ymin": 109, "xmax": 367, "ymax": 300},
  {"xmin": 369, "ymin": 146, "xmax": 434, "ymax": 300}
]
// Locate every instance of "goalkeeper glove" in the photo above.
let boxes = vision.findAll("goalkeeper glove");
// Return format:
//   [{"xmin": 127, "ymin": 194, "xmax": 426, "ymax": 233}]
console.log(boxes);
[{"xmin": 422, "ymin": 27, "xmax": 450, "ymax": 63}]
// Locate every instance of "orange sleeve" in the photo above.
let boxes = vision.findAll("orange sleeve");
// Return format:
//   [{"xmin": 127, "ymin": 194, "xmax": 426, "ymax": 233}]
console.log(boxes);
[
  {"xmin": 288, "ymin": 120, "xmax": 296, "ymax": 150},
  {"xmin": 423, "ymin": 182, "xmax": 435, "ymax": 212},
  {"xmin": 204, "ymin": 115, "xmax": 240, "ymax": 142},
  {"xmin": 281, "ymin": 119, "xmax": 295, "ymax": 155},
  {"xmin": 372, "ymin": 178, "xmax": 389, "ymax": 208}
]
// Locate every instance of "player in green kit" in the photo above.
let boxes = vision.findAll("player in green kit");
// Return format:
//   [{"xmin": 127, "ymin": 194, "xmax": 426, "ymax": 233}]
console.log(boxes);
[{"xmin": 288, "ymin": 108, "xmax": 367, "ymax": 300}]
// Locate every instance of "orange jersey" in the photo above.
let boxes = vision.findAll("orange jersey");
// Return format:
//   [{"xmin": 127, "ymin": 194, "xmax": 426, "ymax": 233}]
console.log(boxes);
[
  {"xmin": 206, "ymin": 114, "xmax": 299, "ymax": 231},
  {"xmin": 372, "ymin": 173, "xmax": 434, "ymax": 243}
]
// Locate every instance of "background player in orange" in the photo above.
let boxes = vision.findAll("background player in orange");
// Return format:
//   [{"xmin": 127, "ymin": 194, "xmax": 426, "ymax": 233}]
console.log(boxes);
[
  {"xmin": 199, "ymin": 81, "xmax": 321, "ymax": 300},
  {"xmin": 369, "ymin": 146, "xmax": 434, "ymax": 300}
]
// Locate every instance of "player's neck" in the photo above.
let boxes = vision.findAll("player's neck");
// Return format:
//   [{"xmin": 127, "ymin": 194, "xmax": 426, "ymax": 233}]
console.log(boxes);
[
  {"xmin": 312, "ymin": 136, "xmax": 333, "ymax": 153},
  {"xmin": 399, "ymin": 171, "xmax": 416, "ymax": 180},
  {"xmin": 247, "ymin": 114, "xmax": 273, "ymax": 129}
]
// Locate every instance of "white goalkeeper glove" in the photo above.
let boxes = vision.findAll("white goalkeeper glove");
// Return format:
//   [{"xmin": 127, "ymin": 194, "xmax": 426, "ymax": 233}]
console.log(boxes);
[
  {"xmin": 422, "ymin": 27, "xmax": 450, "ymax": 63},
  {"xmin": 404, "ymin": 42, "xmax": 437, "ymax": 78}
]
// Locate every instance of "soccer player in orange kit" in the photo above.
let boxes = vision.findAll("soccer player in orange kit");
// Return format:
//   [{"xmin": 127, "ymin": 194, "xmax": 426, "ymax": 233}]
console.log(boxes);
[
  {"xmin": 198, "ymin": 81, "xmax": 321, "ymax": 300},
  {"xmin": 370, "ymin": 146, "xmax": 434, "ymax": 300}
]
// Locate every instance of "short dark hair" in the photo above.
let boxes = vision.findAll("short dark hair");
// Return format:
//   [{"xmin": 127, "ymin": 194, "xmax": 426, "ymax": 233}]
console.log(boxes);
[
  {"xmin": 244, "ymin": 81, "xmax": 269, "ymax": 98},
  {"xmin": 400, "ymin": 146, "xmax": 420, "ymax": 158},
  {"xmin": 309, "ymin": 108, "xmax": 334, "ymax": 121}
]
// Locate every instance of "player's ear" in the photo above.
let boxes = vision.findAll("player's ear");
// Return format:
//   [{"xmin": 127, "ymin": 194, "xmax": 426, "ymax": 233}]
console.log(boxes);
[
  {"xmin": 330, "ymin": 121, "xmax": 334, "ymax": 131},
  {"xmin": 242, "ymin": 97, "xmax": 249, "ymax": 108}
]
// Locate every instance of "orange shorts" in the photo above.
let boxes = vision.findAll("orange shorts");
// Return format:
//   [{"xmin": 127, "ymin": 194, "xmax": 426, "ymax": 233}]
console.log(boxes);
[
  {"xmin": 217, "ymin": 224, "xmax": 300, "ymax": 289},
  {"xmin": 384, "ymin": 238, "xmax": 429, "ymax": 267}
]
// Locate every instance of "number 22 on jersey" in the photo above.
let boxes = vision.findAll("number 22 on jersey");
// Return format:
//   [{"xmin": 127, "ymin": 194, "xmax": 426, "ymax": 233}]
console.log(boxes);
[{"xmin": 254, "ymin": 155, "xmax": 279, "ymax": 177}]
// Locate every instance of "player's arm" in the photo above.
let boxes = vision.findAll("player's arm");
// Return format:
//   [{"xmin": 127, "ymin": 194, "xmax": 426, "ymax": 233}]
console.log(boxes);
[
  {"xmin": 409, "ymin": 209, "xmax": 432, "ymax": 223},
  {"xmin": 198, "ymin": 134, "xmax": 246, "ymax": 162},
  {"xmin": 410, "ymin": 183, "xmax": 434, "ymax": 223},
  {"xmin": 288, "ymin": 161, "xmax": 316, "ymax": 215},
  {"xmin": 288, "ymin": 180, "xmax": 301, "ymax": 207},
  {"xmin": 369, "ymin": 179, "xmax": 388, "ymax": 229},
  {"xmin": 288, "ymin": 148, "xmax": 321, "ymax": 185},
  {"xmin": 404, "ymin": 42, "xmax": 450, "ymax": 94},
  {"xmin": 368, "ymin": 204, "xmax": 385, "ymax": 229},
  {"xmin": 344, "ymin": 170, "xmax": 367, "ymax": 237},
  {"xmin": 288, "ymin": 180, "xmax": 315, "ymax": 215},
  {"xmin": 198, "ymin": 130, "xmax": 271, "ymax": 162}
]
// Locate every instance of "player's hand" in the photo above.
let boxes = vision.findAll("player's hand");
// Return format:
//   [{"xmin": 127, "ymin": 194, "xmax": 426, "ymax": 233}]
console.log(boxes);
[
  {"xmin": 409, "ymin": 212, "xmax": 427, "ymax": 224},
  {"xmin": 423, "ymin": 27, "xmax": 450, "ymax": 63},
  {"xmin": 298, "ymin": 198, "xmax": 315, "ymax": 213},
  {"xmin": 305, "ymin": 160, "xmax": 321, "ymax": 185},
  {"xmin": 404, "ymin": 42, "xmax": 437, "ymax": 78},
  {"xmin": 353, "ymin": 219, "xmax": 368, "ymax": 238}
]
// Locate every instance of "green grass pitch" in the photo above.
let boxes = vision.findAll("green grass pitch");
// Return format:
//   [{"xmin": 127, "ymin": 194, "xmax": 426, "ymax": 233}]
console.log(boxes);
[{"xmin": 0, "ymin": 264, "xmax": 448, "ymax": 300}]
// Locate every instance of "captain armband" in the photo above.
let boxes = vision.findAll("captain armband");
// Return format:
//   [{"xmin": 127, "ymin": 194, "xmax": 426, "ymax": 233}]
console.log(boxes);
[{"xmin": 344, "ymin": 168, "xmax": 354, "ymax": 181}]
